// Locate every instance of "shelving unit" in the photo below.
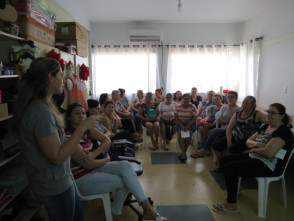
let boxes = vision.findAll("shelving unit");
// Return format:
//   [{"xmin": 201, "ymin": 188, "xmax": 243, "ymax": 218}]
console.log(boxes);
[
  {"xmin": 0, "ymin": 31, "xmax": 24, "ymax": 215},
  {"xmin": 0, "ymin": 75, "xmax": 18, "ymax": 79},
  {"xmin": 0, "ymin": 184, "xmax": 26, "ymax": 212},
  {"xmin": 0, "ymin": 152, "xmax": 20, "ymax": 168},
  {"xmin": 0, "ymin": 115, "xmax": 13, "ymax": 122},
  {"xmin": 0, "ymin": 31, "xmax": 24, "ymax": 41},
  {"xmin": 0, "ymin": 26, "xmax": 89, "ymax": 220}
]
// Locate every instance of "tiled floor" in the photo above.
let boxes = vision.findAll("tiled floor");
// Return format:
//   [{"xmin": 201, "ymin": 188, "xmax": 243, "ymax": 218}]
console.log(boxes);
[{"xmin": 84, "ymin": 136, "xmax": 294, "ymax": 221}]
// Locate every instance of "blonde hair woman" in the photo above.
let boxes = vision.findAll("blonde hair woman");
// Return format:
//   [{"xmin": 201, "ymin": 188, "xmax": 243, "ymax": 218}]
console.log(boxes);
[{"xmin": 15, "ymin": 57, "xmax": 99, "ymax": 221}]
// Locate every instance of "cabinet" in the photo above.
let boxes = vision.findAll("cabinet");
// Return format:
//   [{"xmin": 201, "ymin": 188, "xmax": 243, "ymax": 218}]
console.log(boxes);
[
  {"xmin": 0, "ymin": 30, "xmax": 90, "ymax": 220},
  {"xmin": 0, "ymin": 32, "xmax": 42, "ymax": 220}
]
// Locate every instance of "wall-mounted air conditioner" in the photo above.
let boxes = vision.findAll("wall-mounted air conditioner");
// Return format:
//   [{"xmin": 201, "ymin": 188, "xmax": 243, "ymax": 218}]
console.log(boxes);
[{"xmin": 129, "ymin": 30, "xmax": 161, "ymax": 43}]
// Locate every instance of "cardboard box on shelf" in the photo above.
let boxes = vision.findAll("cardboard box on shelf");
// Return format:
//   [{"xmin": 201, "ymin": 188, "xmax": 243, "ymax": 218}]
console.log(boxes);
[
  {"xmin": 0, "ymin": 103, "xmax": 9, "ymax": 119},
  {"xmin": 56, "ymin": 39, "xmax": 88, "ymax": 57},
  {"xmin": 55, "ymin": 22, "xmax": 88, "ymax": 43},
  {"xmin": 16, "ymin": 15, "xmax": 55, "ymax": 47}
]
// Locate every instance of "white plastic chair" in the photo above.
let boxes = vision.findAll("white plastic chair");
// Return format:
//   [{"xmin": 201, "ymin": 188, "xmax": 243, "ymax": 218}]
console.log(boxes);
[
  {"xmin": 72, "ymin": 178, "xmax": 113, "ymax": 221},
  {"xmin": 214, "ymin": 111, "xmax": 221, "ymax": 128},
  {"xmin": 238, "ymin": 148, "xmax": 294, "ymax": 218}
]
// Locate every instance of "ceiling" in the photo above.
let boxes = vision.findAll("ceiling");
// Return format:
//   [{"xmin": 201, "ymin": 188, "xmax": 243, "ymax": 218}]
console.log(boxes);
[{"xmin": 55, "ymin": 0, "xmax": 277, "ymax": 24}]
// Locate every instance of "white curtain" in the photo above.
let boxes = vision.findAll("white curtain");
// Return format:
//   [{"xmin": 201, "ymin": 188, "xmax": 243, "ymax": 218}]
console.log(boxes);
[
  {"xmin": 166, "ymin": 45, "xmax": 229, "ymax": 94},
  {"xmin": 91, "ymin": 45, "xmax": 161, "ymax": 98},
  {"xmin": 238, "ymin": 40, "xmax": 261, "ymax": 100}
]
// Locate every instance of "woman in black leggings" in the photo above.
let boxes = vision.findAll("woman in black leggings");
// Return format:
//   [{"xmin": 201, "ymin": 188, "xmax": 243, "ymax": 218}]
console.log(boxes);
[{"xmin": 212, "ymin": 103, "xmax": 293, "ymax": 213}]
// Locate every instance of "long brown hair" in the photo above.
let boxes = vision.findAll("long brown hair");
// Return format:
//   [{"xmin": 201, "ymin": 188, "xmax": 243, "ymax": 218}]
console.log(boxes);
[{"xmin": 14, "ymin": 57, "xmax": 64, "ymax": 128}]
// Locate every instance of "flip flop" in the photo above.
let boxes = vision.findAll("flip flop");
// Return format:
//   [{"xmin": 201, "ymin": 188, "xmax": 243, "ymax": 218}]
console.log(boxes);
[
  {"xmin": 213, "ymin": 167, "xmax": 222, "ymax": 172},
  {"xmin": 155, "ymin": 213, "xmax": 168, "ymax": 221},
  {"xmin": 148, "ymin": 146, "xmax": 158, "ymax": 151},
  {"xmin": 212, "ymin": 202, "xmax": 237, "ymax": 213},
  {"xmin": 190, "ymin": 153, "xmax": 204, "ymax": 159}
]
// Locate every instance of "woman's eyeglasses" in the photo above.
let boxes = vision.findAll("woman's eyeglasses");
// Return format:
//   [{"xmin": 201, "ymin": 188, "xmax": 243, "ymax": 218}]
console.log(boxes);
[{"xmin": 265, "ymin": 110, "xmax": 280, "ymax": 115}]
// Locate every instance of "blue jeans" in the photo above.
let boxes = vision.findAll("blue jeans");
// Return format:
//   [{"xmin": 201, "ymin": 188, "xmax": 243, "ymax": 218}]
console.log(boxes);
[
  {"xmin": 38, "ymin": 185, "xmax": 83, "ymax": 221},
  {"xmin": 134, "ymin": 112, "xmax": 142, "ymax": 132},
  {"xmin": 204, "ymin": 128, "xmax": 226, "ymax": 150},
  {"xmin": 75, "ymin": 161, "xmax": 148, "ymax": 216}
]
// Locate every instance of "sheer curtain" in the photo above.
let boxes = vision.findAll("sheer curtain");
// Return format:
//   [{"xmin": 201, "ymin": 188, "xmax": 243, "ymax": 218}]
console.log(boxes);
[
  {"xmin": 91, "ymin": 45, "xmax": 161, "ymax": 98},
  {"xmin": 238, "ymin": 39, "xmax": 262, "ymax": 100},
  {"xmin": 166, "ymin": 45, "xmax": 229, "ymax": 94}
]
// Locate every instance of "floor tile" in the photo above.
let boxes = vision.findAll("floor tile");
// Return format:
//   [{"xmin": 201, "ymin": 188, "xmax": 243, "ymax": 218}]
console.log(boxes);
[
  {"xmin": 157, "ymin": 204, "xmax": 215, "ymax": 221},
  {"xmin": 150, "ymin": 152, "xmax": 183, "ymax": 164},
  {"xmin": 209, "ymin": 170, "xmax": 257, "ymax": 190}
]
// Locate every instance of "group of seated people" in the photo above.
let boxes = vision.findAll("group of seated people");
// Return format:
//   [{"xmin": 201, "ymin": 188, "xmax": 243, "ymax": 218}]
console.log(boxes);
[
  {"xmin": 90, "ymin": 86, "xmax": 293, "ymax": 214},
  {"xmin": 19, "ymin": 58, "xmax": 293, "ymax": 221}
]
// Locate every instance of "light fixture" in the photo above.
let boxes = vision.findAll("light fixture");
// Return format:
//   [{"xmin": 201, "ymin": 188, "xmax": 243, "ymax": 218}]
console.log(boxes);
[{"xmin": 178, "ymin": 0, "xmax": 183, "ymax": 13}]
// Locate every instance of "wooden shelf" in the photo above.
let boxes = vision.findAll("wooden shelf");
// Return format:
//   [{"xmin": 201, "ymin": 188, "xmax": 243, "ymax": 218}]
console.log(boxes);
[
  {"xmin": 0, "ymin": 152, "xmax": 20, "ymax": 167},
  {"xmin": 0, "ymin": 115, "xmax": 13, "ymax": 122},
  {"xmin": 0, "ymin": 75, "xmax": 18, "ymax": 79},
  {"xmin": 0, "ymin": 31, "xmax": 24, "ymax": 41},
  {"xmin": 0, "ymin": 184, "xmax": 27, "ymax": 212},
  {"xmin": 13, "ymin": 202, "xmax": 40, "ymax": 221}
]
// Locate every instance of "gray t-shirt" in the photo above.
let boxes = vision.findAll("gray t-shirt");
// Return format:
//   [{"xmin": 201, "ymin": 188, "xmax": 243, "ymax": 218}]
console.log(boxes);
[
  {"xmin": 159, "ymin": 102, "xmax": 176, "ymax": 118},
  {"xmin": 18, "ymin": 101, "xmax": 72, "ymax": 196},
  {"xmin": 218, "ymin": 105, "xmax": 242, "ymax": 129}
]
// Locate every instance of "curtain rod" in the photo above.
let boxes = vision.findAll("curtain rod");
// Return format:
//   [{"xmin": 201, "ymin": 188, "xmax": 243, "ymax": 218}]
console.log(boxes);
[{"xmin": 91, "ymin": 37, "xmax": 263, "ymax": 48}]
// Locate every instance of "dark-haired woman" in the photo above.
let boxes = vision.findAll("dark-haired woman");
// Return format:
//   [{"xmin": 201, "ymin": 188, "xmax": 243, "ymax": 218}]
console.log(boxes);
[
  {"xmin": 212, "ymin": 96, "xmax": 266, "ymax": 171},
  {"xmin": 139, "ymin": 92, "xmax": 161, "ymax": 150},
  {"xmin": 173, "ymin": 90, "xmax": 182, "ymax": 106},
  {"xmin": 118, "ymin": 88, "xmax": 131, "ymax": 112},
  {"xmin": 174, "ymin": 93, "xmax": 197, "ymax": 161},
  {"xmin": 15, "ymin": 57, "xmax": 99, "ymax": 221},
  {"xmin": 66, "ymin": 103, "xmax": 168, "ymax": 221},
  {"xmin": 213, "ymin": 103, "xmax": 293, "ymax": 213},
  {"xmin": 99, "ymin": 93, "xmax": 109, "ymax": 113}
]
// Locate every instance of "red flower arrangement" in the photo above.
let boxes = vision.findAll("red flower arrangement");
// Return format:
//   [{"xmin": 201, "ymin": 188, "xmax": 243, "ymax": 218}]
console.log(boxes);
[
  {"xmin": 79, "ymin": 63, "xmax": 90, "ymax": 81},
  {"xmin": 46, "ymin": 49, "xmax": 65, "ymax": 71}
]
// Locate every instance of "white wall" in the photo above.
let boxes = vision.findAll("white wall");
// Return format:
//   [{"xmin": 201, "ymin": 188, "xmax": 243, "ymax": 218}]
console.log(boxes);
[
  {"xmin": 242, "ymin": 0, "xmax": 294, "ymax": 115},
  {"xmin": 90, "ymin": 0, "xmax": 294, "ymax": 115},
  {"xmin": 91, "ymin": 22, "xmax": 242, "ymax": 45}
]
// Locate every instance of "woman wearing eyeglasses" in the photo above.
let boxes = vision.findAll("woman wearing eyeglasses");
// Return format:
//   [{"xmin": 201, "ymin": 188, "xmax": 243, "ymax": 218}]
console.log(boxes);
[
  {"xmin": 191, "ymin": 91, "xmax": 241, "ymax": 159},
  {"xmin": 213, "ymin": 103, "xmax": 293, "ymax": 213},
  {"xmin": 212, "ymin": 95, "xmax": 266, "ymax": 171}
]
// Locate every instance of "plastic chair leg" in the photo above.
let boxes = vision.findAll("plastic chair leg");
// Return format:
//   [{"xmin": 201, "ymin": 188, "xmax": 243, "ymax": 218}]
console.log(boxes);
[
  {"xmin": 257, "ymin": 178, "xmax": 269, "ymax": 219},
  {"xmin": 142, "ymin": 127, "xmax": 147, "ymax": 148},
  {"xmin": 281, "ymin": 177, "xmax": 287, "ymax": 208},
  {"xmin": 102, "ymin": 193, "xmax": 113, "ymax": 221}
]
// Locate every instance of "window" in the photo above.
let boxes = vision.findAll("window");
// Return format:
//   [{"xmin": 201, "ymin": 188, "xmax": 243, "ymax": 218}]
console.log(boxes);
[{"xmin": 92, "ymin": 46, "xmax": 157, "ymax": 97}]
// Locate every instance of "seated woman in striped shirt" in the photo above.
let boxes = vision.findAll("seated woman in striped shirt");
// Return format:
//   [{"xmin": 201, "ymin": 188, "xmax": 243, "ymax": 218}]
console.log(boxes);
[
  {"xmin": 174, "ymin": 93, "xmax": 198, "ymax": 162},
  {"xmin": 65, "ymin": 103, "xmax": 168, "ymax": 221}
]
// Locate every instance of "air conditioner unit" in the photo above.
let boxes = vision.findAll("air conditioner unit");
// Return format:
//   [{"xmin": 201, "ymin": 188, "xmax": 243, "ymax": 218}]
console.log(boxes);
[
  {"xmin": 129, "ymin": 30, "xmax": 161, "ymax": 43},
  {"xmin": 129, "ymin": 35, "xmax": 161, "ymax": 43}
]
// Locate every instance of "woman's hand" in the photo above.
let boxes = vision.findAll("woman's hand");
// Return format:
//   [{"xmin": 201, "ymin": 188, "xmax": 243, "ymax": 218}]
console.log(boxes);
[
  {"xmin": 78, "ymin": 150, "xmax": 95, "ymax": 167},
  {"xmin": 182, "ymin": 125, "xmax": 188, "ymax": 132},
  {"xmin": 103, "ymin": 154, "xmax": 111, "ymax": 164},
  {"xmin": 80, "ymin": 116, "xmax": 100, "ymax": 131}
]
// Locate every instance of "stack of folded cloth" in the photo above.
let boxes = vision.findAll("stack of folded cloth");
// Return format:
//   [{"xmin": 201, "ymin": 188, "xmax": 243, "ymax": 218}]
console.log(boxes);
[{"xmin": 11, "ymin": 0, "xmax": 56, "ymax": 30}]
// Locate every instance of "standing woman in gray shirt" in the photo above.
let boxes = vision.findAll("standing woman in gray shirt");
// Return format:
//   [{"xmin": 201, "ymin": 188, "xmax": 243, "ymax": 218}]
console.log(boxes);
[{"xmin": 14, "ymin": 57, "xmax": 99, "ymax": 221}]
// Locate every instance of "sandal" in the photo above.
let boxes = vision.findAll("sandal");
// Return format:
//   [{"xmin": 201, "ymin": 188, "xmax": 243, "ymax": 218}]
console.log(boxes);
[
  {"xmin": 178, "ymin": 154, "xmax": 187, "ymax": 162},
  {"xmin": 213, "ymin": 167, "xmax": 222, "ymax": 172},
  {"xmin": 212, "ymin": 202, "xmax": 237, "ymax": 213},
  {"xmin": 190, "ymin": 153, "xmax": 204, "ymax": 159},
  {"xmin": 155, "ymin": 213, "xmax": 168, "ymax": 221},
  {"xmin": 148, "ymin": 146, "xmax": 158, "ymax": 151}
]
